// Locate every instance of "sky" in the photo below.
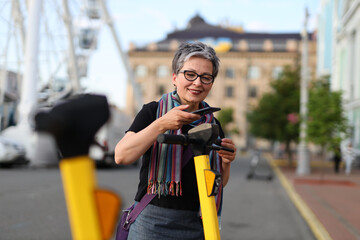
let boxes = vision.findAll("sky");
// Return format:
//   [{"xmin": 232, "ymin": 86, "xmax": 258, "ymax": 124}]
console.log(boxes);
[{"xmin": 85, "ymin": 0, "xmax": 321, "ymax": 109}]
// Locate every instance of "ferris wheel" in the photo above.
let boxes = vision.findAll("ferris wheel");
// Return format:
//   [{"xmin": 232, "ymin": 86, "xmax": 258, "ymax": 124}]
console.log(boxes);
[
  {"xmin": 0, "ymin": 0, "xmax": 142, "ymax": 165},
  {"xmin": 0, "ymin": 0, "xmax": 142, "ymax": 123},
  {"xmin": 0, "ymin": 0, "xmax": 102, "ymax": 106}
]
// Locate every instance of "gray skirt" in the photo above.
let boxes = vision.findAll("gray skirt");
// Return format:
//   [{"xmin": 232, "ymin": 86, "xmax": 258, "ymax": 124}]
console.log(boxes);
[{"xmin": 127, "ymin": 203, "xmax": 204, "ymax": 240}]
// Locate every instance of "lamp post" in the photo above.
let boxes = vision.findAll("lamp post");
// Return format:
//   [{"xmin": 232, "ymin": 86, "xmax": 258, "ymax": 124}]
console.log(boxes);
[{"xmin": 297, "ymin": 8, "xmax": 310, "ymax": 175}]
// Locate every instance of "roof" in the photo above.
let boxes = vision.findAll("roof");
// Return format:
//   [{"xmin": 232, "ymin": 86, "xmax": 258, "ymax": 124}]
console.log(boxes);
[
  {"xmin": 131, "ymin": 14, "xmax": 307, "ymax": 52},
  {"xmin": 165, "ymin": 14, "xmax": 301, "ymax": 40},
  {"xmin": 165, "ymin": 14, "xmax": 301, "ymax": 41}
]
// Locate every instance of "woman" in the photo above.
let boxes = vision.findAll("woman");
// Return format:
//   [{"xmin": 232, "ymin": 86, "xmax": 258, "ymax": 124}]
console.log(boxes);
[{"xmin": 115, "ymin": 41, "xmax": 236, "ymax": 239}]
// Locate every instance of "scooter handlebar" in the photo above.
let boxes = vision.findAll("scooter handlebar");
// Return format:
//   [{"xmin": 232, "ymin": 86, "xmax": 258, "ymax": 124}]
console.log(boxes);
[
  {"xmin": 211, "ymin": 145, "xmax": 235, "ymax": 153},
  {"xmin": 158, "ymin": 134, "xmax": 234, "ymax": 153},
  {"xmin": 157, "ymin": 134, "xmax": 189, "ymax": 145}
]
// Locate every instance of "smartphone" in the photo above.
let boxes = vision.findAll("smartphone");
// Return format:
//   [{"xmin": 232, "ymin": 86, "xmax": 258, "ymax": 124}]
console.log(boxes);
[{"xmin": 191, "ymin": 107, "xmax": 221, "ymax": 116}]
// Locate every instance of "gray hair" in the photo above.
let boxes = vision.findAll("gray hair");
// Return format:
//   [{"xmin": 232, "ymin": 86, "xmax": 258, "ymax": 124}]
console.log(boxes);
[{"xmin": 172, "ymin": 41, "xmax": 220, "ymax": 79}]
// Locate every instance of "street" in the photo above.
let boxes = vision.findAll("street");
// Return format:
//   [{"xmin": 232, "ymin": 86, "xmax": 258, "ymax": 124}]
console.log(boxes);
[{"xmin": 0, "ymin": 155, "xmax": 315, "ymax": 240}]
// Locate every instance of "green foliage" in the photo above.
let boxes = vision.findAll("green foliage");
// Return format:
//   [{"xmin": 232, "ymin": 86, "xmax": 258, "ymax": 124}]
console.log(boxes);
[
  {"xmin": 217, "ymin": 107, "xmax": 235, "ymax": 136},
  {"xmin": 247, "ymin": 66, "xmax": 350, "ymax": 161},
  {"xmin": 307, "ymin": 77, "xmax": 350, "ymax": 152},
  {"xmin": 247, "ymin": 65, "xmax": 300, "ymax": 143}
]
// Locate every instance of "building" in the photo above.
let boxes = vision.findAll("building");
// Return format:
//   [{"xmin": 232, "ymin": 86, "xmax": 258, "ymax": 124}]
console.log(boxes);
[
  {"xmin": 331, "ymin": 0, "xmax": 360, "ymax": 150},
  {"xmin": 126, "ymin": 14, "xmax": 317, "ymax": 149},
  {"xmin": 0, "ymin": 70, "xmax": 22, "ymax": 130}
]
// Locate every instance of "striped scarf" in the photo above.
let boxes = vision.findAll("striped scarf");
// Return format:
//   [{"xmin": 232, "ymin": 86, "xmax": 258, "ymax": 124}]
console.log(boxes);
[{"xmin": 147, "ymin": 91, "xmax": 223, "ymax": 216}]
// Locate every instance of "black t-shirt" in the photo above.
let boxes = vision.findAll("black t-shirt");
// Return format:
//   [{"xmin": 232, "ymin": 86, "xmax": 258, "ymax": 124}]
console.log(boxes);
[{"xmin": 127, "ymin": 101, "xmax": 224, "ymax": 211}]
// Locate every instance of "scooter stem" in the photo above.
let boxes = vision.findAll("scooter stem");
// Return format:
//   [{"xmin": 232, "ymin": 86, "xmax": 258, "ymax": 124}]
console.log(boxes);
[{"xmin": 194, "ymin": 154, "xmax": 221, "ymax": 240}]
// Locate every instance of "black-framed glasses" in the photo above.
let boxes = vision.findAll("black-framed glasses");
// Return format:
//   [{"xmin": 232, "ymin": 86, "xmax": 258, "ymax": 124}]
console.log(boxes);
[{"xmin": 179, "ymin": 70, "xmax": 214, "ymax": 85}]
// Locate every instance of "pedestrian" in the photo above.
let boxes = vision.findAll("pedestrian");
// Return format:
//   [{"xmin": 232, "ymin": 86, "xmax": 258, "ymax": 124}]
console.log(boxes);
[
  {"xmin": 114, "ymin": 41, "xmax": 236, "ymax": 240},
  {"xmin": 333, "ymin": 145, "xmax": 341, "ymax": 173},
  {"xmin": 343, "ymin": 142, "xmax": 355, "ymax": 175}
]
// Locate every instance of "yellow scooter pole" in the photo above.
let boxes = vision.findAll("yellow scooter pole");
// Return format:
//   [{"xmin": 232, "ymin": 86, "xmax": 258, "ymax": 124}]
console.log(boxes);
[
  {"xmin": 194, "ymin": 154, "xmax": 221, "ymax": 240},
  {"xmin": 35, "ymin": 94, "xmax": 121, "ymax": 240},
  {"xmin": 157, "ymin": 123, "xmax": 232, "ymax": 240},
  {"xmin": 59, "ymin": 156, "xmax": 102, "ymax": 239}
]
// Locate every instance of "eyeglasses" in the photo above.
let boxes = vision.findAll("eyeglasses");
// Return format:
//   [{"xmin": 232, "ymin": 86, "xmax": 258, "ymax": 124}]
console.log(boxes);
[{"xmin": 179, "ymin": 70, "xmax": 214, "ymax": 85}]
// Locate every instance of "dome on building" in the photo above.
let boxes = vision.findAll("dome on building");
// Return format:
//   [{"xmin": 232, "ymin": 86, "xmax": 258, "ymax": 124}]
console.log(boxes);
[{"xmin": 187, "ymin": 14, "xmax": 206, "ymax": 28}]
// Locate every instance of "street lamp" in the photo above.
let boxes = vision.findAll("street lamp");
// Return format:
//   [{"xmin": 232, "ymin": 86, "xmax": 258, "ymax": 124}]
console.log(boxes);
[{"xmin": 297, "ymin": 8, "xmax": 310, "ymax": 175}]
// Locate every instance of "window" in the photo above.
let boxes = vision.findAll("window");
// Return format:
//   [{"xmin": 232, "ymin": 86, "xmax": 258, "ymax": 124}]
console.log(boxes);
[
  {"xmin": 248, "ymin": 66, "xmax": 260, "ymax": 79},
  {"xmin": 135, "ymin": 65, "xmax": 147, "ymax": 78},
  {"xmin": 158, "ymin": 85, "xmax": 165, "ymax": 95},
  {"xmin": 249, "ymin": 86, "xmax": 257, "ymax": 98},
  {"xmin": 225, "ymin": 86, "xmax": 233, "ymax": 98},
  {"xmin": 157, "ymin": 65, "xmax": 169, "ymax": 78},
  {"xmin": 248, "ymin": 40, "xmax": 263, "ymax": 51},
  {"xmin": 225, "ymin": 68, "xmax": 235, "ymax": 79},
  {"xmin": 272, "ymin": 66, "xmax": 283, "ymax": 80},
  {"xmin": 273, "ymin": 40, "xmax": 287, "ymax": 51},
  {"xmin": 349, "ymin": 31, "xmax": 356, "ymax": 100}
]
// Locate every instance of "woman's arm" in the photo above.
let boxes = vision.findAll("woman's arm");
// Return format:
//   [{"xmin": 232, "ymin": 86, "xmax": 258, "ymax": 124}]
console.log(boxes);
[
  {"xmin": 115, "ymin": 105, "xmax": 200, "ymax": 165},
  {"xmin": 217, "ymin": 138, "xmax": 237, "ymax": 186}
]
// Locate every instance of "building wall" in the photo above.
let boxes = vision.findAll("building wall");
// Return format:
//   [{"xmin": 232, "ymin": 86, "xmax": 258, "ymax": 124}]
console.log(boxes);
[{"xmin": 334, "ymin": 0, "xmax": 360, "ymax": 149}]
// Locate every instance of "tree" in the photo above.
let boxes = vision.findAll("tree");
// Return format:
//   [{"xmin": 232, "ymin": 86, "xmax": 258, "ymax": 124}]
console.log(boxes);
[
  {"xmin": 307, "ymin": 77, "xmax": 350, "ymax": 156},
  {"xmin": 247, "ymin": 65, "xmax": 300, "ymax": 163},
  {"xmin": 217, "ymin": 107, "xmax": 236, "ymax": 136}
]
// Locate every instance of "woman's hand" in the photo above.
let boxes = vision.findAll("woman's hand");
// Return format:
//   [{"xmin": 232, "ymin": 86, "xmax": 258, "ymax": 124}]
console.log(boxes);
[
  {"xmin": 157, "ymin": 105, "xmax": 201, "ymax": 131},
  {"xmin": 217, "ymin": 138, "xmax": 237, "ymax": 164},
  {"xmin": 217, "ymin": 138, "xmax": 236, "ymax": 186},
  {"xmin": 115, "ymin": 105, "xmax": 200, "ymax": 165}
]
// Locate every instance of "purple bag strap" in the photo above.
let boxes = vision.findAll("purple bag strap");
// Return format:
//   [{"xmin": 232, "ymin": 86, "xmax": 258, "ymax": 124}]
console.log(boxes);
[
  {"xmin": 127, "ymin": 193, "xmax": 155, "ymax": 224},
  {"xmin": 127, "ymin": 146, "xmax": 193, "ymax": 224}
]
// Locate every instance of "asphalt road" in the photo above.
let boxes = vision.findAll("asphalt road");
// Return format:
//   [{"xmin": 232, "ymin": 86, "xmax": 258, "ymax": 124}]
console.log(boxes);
[{"xmin": 0, "ymin": 155, "xmax": 315, "ymax": 240}]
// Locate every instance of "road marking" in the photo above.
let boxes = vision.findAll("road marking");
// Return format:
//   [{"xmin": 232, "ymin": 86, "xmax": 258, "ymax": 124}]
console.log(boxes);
[{"xmin": 266, "ymin": 154, "xmax": 333, "ymax": 240}]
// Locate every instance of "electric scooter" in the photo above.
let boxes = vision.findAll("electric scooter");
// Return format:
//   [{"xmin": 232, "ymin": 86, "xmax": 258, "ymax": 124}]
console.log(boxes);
[
  {"xmin": 246, "ymin": 149, "xmax": 273, "ymax": 181},
  {"xmin": 157, "ymin": 123, "xmax": 234, "ymax": 240},
  {"xmin": 35, "ymin": 94, "xmax": 121, "ymax": 240}
]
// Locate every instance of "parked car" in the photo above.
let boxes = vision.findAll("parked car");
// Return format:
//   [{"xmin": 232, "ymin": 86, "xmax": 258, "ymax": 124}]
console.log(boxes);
[{"xmin": 0, "ymin": 136, "xmax": 28, "ymax": 168}]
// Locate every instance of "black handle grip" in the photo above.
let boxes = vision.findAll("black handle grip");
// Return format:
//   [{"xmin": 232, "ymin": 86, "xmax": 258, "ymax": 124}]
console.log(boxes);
[
  {"xmin": 214, "ymin": 139, "xmax": 234, "ymax": 152},
  {"xmin": 211, "ymin": 145, "xmax": 235, "ymax": 153},
  {"xmin": 157, "ymin": 134, "xmax": 188, "ymax": 145},
  {"xmin": 220, "ymin": 146, "xmax": 235, "ymax": 153}
]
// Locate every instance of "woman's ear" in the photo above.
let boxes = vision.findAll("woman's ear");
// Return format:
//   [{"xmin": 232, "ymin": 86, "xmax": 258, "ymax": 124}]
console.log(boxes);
[{"xmin": 172, "ymin": 73, "xmax": 177, "ymax": 86}]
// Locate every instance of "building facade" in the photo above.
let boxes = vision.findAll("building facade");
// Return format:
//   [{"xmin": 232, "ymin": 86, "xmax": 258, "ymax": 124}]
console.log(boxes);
[
  {"xmin": 332, "ymin": 0, "xmax": 360, "ymax": 149},
  {"xmin": 126, "ymin": 15, "xmax": 317, "ymax": 149}
]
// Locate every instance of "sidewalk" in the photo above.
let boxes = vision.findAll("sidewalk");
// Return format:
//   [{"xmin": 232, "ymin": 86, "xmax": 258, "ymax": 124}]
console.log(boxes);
[{"xmin": 268, "ymin": 156, "xmax": 360, "ymax": 240}]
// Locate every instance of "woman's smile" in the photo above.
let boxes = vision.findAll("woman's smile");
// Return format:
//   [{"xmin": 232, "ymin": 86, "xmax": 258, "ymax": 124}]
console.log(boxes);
[{"xmin": 188, "ymin": 88, "xmax": 202, "ymax": 95}]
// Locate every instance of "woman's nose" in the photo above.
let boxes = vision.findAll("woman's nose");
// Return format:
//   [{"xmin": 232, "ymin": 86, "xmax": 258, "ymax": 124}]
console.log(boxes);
[{"xmin": 192, "ymin": 77, "xmax": 202, "ymax": 86}]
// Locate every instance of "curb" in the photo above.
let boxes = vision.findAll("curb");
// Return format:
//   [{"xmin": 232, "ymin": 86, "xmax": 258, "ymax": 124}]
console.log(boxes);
[{"xmin": 265, "ymin": 154, "xmax": 333, "ymax": 240}]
